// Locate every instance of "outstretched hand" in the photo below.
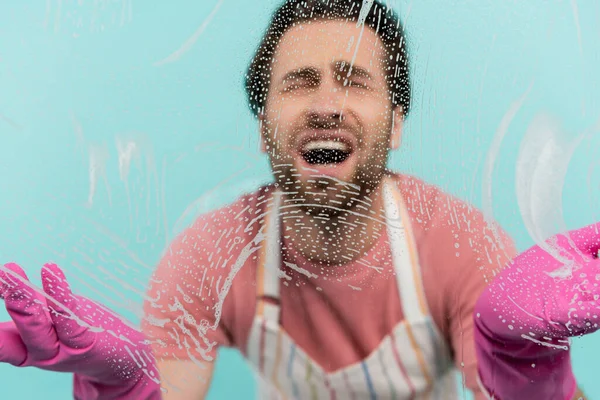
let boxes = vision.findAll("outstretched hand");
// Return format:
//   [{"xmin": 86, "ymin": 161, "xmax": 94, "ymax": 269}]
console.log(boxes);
[
  {"xmin": 0, "ymin": 262, "xmax": 162, "ymax": 399},
  {"xmin": 474, "ymin": 222, "xmax": 600, "ymax": 400}
]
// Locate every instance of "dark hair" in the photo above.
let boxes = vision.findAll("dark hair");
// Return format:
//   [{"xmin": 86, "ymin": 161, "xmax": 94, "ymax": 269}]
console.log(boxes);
[{"xmin": 244, "ymin": 0, "xmax": 411, "ymax": 118}]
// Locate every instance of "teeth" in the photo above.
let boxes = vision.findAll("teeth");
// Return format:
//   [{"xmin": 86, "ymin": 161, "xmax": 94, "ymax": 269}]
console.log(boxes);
[{"xmin": 303, "ymin": 140, "xmax": 349, "ymax": 152}]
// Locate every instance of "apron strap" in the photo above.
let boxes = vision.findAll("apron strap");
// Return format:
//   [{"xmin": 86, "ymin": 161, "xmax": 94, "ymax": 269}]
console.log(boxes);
[
  {"xmin": 383, "ymin": 178, "xmax": 431, "ymax": 322},
  {"xmin": 256, "ymin": 190, "xmax": 283, "ymax": 323}
]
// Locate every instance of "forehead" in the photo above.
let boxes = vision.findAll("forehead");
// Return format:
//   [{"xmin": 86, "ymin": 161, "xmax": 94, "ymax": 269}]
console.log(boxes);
[{"xmin": 271, "ymin": 20, "xmax": 387, "ymax": 78}]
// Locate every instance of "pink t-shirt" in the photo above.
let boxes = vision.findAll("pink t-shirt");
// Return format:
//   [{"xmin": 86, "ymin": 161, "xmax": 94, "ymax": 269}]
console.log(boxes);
[{"xmin": 142, "ymin": 174, "xmax": 517, "ymax": 398}]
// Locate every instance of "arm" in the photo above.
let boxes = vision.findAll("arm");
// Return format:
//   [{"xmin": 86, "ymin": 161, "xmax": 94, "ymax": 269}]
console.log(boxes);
[
  {"xmin": 0, "ymin": 259, "xmax": 219, "ymax": 400},
  {"xmin": 0, "ymin": 210, "xmax": 238, "ymax": 400},
  {"xmin": 449, "ymin": 233, "xmax": 587, "ymax": 400},
  {"xmin": 142, "ymin": 217, "xmax": 234, "ymax": 400},
  {"xmin": 158, "ymin": 360, "xmax": 214, "ymax": 400},
  {"xmin": 419, "ymin": 185, "xmax": 586, "ymax": 400},
  {"xmin": 444, "ymin": 211, "xmax": 519, "ymax": 400}
]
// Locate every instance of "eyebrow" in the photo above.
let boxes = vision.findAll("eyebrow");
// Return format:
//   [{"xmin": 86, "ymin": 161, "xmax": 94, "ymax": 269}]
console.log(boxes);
[
  {"xmin": 334, "ymin": 61, "xmax": 373, "ymax": 80},
  {"xmin": 280, "ymin": 67, "xmax": 320, "ymax": 85}
]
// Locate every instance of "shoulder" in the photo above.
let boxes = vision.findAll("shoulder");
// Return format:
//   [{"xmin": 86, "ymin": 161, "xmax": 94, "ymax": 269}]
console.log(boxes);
[
  {"xmin": 392, "ymin": 173, "xmax": 517, "ymax": 309},
  {"xmin": 394, "ymin": 173, "xmax": 515, "ymax": 263},
  {"xmin": 149, "ymin": 184, "xmax": 275, "ymax": 304},
  {"xmin": 394, "ymin": 173, "xmax": 480, "ymax": 228},
  {"xmin": 171, "ymin": 185, "xmax": 273, "ymax": 260}
]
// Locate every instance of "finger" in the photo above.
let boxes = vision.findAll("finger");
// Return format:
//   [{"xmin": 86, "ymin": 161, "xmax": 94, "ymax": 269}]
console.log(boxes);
[
  {"xmin": 0, "ymin": 321, "xmax": 27, "ymax": 366},
  {"xmin": 41, "ymin": 263, "xmax": 94, "ymax": 349},
  {"xmin": 0, "ymin": 263, "xmax": 58, "ymax": 357},
  {"xmin": 562, "ymin": 222, "xmax": 600, "ymax": 257}
]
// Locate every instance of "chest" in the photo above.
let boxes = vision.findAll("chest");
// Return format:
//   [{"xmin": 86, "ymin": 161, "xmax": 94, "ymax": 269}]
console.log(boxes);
[
  {"xmin": 277, "ymin": 264, "xmax": 404, "ymax": 372},
  {"xmin": 243, "ymin": 264, "xmax": 456, "ymax": 400}
]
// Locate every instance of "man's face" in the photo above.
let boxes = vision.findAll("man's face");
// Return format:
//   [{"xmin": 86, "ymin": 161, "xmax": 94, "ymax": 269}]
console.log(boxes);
[{"xmin": 260, "ymin": 20, "xmax": 403, "ymax": 215}]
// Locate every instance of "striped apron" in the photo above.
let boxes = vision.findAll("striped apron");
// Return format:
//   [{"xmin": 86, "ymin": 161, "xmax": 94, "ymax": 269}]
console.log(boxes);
[{"xmin": 246, "ymin": 177, "xmax": 459, "ymax": 399}]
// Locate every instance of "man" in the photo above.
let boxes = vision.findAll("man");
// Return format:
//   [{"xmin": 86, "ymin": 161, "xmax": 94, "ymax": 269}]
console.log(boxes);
[
  {"xmin": 0, "ymin": 1, "xmax": 594, "ymax": 399},
  {"xmin": 141, "ymin": 1, "xmax": 588, "ymax": 398}
]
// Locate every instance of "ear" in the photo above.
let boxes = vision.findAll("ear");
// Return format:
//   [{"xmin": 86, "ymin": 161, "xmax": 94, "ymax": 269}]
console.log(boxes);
[
  {"xmin": 258, "ymin": 113, "xmax": 268, "ymax": 153},
  {"xmin": 390, "ymin": 107, "xmax": 404, "ymax": 150}
]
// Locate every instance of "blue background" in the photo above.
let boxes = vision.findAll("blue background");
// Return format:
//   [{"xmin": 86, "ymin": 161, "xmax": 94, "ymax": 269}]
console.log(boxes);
[{"xmin": 1, "ymin": 0, "xmax": 599, "ymax": 398}]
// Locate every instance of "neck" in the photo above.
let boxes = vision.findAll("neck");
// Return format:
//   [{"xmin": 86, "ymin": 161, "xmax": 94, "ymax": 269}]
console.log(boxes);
[{"xmin": 282, "ymin": 177, "xmax": 389, "ymax": 266}]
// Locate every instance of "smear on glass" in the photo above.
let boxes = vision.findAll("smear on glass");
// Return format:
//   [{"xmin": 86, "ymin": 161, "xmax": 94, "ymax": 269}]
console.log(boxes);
[{"xmin": 515, "ymin": 112, "xmax": 584, "ymax": 274}]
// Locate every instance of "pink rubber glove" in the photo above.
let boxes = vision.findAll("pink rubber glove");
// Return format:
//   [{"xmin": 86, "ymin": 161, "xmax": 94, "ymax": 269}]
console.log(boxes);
[
  {"xmin": 0, "ymin": 262, "xmax": 162, "ymax": 400},
  {"xmin": 474, "ymin": 222, "xmax": 600, "ymax": 399}
]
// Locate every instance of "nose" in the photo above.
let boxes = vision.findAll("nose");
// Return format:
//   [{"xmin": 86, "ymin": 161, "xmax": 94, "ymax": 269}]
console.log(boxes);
[{"xmin": 306, "ymin": 77, "xmax": 346, "ymax": 127}]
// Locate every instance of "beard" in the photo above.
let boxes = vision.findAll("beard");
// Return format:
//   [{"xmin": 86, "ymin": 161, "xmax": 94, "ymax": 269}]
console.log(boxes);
[{"xmin": 272, "ymin": 151, "xmax": 389, "ymax": 218}]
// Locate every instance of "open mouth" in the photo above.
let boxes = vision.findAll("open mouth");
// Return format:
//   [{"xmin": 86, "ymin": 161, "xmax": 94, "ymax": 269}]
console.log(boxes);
[{"xmin": 300, "ymin": 139, "xmax": 352, "ymax": 165}]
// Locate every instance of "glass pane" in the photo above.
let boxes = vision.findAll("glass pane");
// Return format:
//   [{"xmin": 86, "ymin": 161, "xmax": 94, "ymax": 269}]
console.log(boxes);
[{"xmin": 1, "ymin": 1, "xmax": 598, "ymax": 398}]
